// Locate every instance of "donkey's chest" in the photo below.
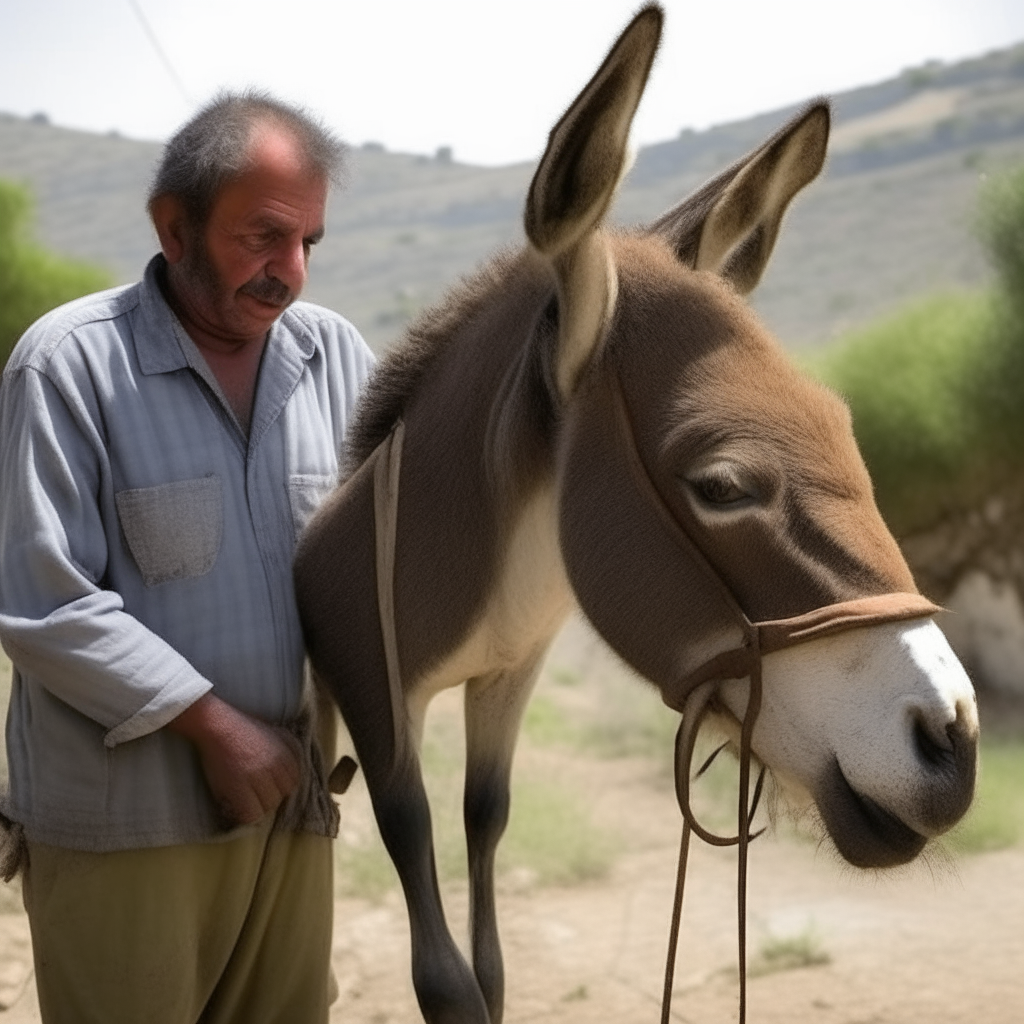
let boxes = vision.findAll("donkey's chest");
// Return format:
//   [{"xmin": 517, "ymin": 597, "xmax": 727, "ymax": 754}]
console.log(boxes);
[{"xmin": 412, "ymin": 486, "xmax": 574, "ymax": 695}]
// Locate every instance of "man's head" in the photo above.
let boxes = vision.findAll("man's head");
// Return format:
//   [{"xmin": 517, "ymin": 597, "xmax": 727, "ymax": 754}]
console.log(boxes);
[{"xmin": 149, "ymin": 91, "xmax": 345, "ymax": 346}]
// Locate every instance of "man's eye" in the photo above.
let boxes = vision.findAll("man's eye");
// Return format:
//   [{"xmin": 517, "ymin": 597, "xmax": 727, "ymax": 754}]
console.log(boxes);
[{"xmin": 691, "ymin": 471, "xmax": 748, "ymax": 505}]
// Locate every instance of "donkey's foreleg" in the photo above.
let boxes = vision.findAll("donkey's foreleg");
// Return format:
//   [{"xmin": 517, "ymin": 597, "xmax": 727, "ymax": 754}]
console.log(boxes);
[
  {"xmin": 339, "ymin": 681, "xmax": 488, "ymax": 1024},
  {"xmin": 463, "ymin": 657, "xmax": 545, "ymax": 1024},
  {"xmin": 367, "ymin": 756, "xmax": 490, "ymax": 1024},
  {"xmin": 333, "ymin": 678, "xmax": 488, "ymax": 1023}
]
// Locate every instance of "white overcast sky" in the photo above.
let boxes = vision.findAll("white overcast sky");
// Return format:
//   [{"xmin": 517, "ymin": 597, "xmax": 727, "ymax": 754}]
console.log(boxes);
[{"xmin": 2, "ymin": 0, "xmax": 1024, "ymax": 166}]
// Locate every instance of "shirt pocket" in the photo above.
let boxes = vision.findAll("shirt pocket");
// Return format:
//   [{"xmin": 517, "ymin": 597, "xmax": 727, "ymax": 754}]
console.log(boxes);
[
  {"xmin": 289, "ymin": 473, "xmax": 337, "ymax": 542},
  {"xmin": 115, "ymin": 476, "xmax": 223, "ymax": 587}
]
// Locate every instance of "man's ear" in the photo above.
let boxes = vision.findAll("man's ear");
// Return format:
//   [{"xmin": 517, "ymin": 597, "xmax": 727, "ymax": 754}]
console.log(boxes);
[{"xmin": 149, "ymin": 194, "xmax": 188, "ymax": 265}]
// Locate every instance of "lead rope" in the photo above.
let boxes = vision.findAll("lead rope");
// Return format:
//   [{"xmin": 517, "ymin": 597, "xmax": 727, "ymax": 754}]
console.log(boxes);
[
  {"xmin": 660, "ymin": 658, "xmax": 765, "ymax": 1024},
  {"xmin": 736, "ymin": 654, "xmax": 763, "ymax": 1024},
  {"xmin": 659, "ymin": 817, "xmax": 692, "ymax": 1024}
]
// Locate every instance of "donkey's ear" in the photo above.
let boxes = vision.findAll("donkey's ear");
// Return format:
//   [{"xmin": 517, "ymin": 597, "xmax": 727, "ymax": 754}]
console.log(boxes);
[
  {"xmin": 525, "ymin": 4, "xmax": 662, "ymax": 256},
  {"xmin": 524, "ymin": 4, "xmax": 662, "ymax": 397},
  {"xmin": 650, "ymin": 101, "xmax": 829, "ymax": 294}
]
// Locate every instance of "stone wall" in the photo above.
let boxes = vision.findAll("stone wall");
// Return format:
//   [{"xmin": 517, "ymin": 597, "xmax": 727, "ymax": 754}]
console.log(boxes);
[{"xmin": 901, "ymin": 479, "xmax": 1024, "ymax": 700}]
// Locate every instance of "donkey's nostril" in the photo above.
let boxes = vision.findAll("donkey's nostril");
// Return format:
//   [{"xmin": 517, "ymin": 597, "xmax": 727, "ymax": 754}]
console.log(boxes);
[
  {"xmin": 913, "ymin": 714, "xmax": 954, "ymax": 770},
  {"xmin": 909, "ymin": 695, "xmax": 978, "ymax": 773}
]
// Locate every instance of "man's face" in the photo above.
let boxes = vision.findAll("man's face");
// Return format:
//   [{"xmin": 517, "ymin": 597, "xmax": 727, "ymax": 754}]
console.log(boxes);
[{"xmin": 176, "ymin": 126, "xmax": 328, "ymax": 345}]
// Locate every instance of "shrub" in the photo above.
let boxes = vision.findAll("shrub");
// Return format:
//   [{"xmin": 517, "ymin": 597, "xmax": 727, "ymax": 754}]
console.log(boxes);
[
  {"xmin": 812, "ymin": 164, "xmax": 1024, "ymax": 537},
  {"xmin": 812, "ymin": 292, "xmax": 1024, "ymax": 535},
  {"xmin": 0, "ymin": 179, "xmax": 111, "ymax": 371}
]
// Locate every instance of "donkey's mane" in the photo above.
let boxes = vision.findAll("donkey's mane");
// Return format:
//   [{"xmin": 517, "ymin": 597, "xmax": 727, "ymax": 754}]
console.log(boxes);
[{"xmin": 344, "ymin": 246, "xmax": 524, "ymax": 476}]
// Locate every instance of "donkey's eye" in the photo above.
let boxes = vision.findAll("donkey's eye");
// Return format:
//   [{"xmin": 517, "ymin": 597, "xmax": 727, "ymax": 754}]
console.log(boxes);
[{"xmin": 688, "ymin": 468, "xmax": 750, "ymax": 506}]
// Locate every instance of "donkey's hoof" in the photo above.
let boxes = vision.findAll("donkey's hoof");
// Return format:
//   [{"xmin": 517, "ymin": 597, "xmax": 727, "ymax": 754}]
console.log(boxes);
[{"xmin": 414, "ymin": 957, "xmax": 491, "ymax": 1024}]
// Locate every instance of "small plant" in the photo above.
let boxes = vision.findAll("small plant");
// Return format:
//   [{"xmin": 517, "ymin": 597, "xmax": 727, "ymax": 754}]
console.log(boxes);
[
  {"xmin": 548, "ymin": 664, "xmax": 581, "ymax": 687},
  {"xmin": 334, "ymin": 839, "xmax": 398, "ymax": 902},
  {"xmin": 811, "ymin": 291, "xmax": 1013, "ymax": 536},
  {"xmin": 522, "ymin": 694, "xmax": 581, "ymax": 748},
  {"xmin": 499, "ymin": 780, "xmax": 616, "ymax": 886},
  {"xmin": 749, "ymin": 928, "xmax": 831, "ymax": 977}
]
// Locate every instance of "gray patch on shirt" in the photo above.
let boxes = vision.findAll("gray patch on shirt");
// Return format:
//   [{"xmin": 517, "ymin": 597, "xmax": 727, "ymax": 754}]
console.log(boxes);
[
  {"xmin": 289, "ymin": 474, "xmax": 336, "ymax": 542},
  {"xmin": 115, "ymin": 476, "xmax": 223, "ymax": 586}
]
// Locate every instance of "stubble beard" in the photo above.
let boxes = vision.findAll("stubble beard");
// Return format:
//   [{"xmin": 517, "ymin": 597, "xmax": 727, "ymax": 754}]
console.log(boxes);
[{"xmin": 179, "ymin": 233, "xmax": 296, "ymax": 326}]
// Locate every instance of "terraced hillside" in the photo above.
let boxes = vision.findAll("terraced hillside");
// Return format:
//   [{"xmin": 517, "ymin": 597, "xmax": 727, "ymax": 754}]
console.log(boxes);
[{"xmin": 2, "ymin": 42, "xmax": 1024, "ymax": 352}]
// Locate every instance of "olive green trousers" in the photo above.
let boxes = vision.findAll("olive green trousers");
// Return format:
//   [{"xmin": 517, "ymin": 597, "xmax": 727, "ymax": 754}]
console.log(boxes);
[{"xmin": 22, "ymin": 817, "xmax": 334, "ymax": 1024}]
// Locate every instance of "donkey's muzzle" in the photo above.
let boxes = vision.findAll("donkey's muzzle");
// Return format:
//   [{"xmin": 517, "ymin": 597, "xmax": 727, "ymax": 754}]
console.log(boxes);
[{"xmin": 816, "ymin": 699, "xmax": 977, "ymax": 869}]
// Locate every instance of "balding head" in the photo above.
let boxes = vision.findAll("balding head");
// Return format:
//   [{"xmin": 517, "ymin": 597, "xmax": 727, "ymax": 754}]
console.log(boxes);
[{"xmin": 148, "ymin": 90, "xmax": 345, "ymax": 229}]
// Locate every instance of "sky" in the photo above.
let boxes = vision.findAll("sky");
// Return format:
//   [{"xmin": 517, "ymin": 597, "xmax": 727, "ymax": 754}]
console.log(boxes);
[{"xmin": 2, "ymin": 0, "xmax": 1024, "ymax": 166}]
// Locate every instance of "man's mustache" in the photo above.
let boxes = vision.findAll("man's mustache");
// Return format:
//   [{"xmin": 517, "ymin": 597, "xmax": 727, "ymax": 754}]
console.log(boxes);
[{"xmin": 239, "ymin": 275, "xmax": 294, "ymax": 307}]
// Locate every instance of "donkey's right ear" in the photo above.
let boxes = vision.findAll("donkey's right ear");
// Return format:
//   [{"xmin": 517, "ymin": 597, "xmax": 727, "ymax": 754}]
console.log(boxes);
[
  {"xmin": 649, "ymin": 101, "xmax": 830, "ymax": 295},
  {"xmin": 524, "ymin": 4, "xmax": 662, "ymax": 399}
]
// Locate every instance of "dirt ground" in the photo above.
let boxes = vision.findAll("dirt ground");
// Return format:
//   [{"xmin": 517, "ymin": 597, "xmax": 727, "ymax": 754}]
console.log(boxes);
[
  {"xmin": 0, "ymin": 622, "xmax": 1020, "ymax": 1023},
  {"xmin": 0, "ymin": 747, "xmax": 1020, "ymax": 1023}
]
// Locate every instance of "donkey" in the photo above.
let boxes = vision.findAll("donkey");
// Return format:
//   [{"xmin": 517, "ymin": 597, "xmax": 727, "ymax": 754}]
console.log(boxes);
[{"xmin": 295, "ymin": 7, "xmax": 978, "ymax": 1023}]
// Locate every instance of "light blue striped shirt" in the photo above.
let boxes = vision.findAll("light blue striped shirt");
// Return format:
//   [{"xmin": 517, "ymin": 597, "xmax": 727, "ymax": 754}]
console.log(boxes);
[{"xmin": 0, "ymin": 255, "xmax": 374, "ymax": 850}]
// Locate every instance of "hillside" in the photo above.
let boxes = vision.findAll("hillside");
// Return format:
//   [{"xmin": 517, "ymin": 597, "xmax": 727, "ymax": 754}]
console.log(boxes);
[{"xmin": 2, "ymin": 42, "xmax": 1024, "ymax": 353}]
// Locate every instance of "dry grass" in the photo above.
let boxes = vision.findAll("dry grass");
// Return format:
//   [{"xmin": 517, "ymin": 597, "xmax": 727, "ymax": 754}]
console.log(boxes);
[{"xmin": 748, "ymin": 928, "xmax": 832, "ymax": 977}]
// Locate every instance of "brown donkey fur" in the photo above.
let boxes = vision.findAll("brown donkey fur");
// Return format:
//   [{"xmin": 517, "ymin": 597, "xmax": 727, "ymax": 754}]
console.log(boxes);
[{"xmin": 295, "ymin": 7, "xmax": 976, "ymax": 1023}]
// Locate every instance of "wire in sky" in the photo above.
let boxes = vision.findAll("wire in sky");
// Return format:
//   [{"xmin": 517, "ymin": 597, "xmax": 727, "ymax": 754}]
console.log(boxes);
[{"xmin": 125, "ymin": 0, "xmax": 194, "ymax": 110}]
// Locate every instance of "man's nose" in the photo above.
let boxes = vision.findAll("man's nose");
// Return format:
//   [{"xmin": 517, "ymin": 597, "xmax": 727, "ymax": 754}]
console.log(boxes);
[{"xmin": 267, "ymin": 239, "xmax": 308, "ymax": 294}]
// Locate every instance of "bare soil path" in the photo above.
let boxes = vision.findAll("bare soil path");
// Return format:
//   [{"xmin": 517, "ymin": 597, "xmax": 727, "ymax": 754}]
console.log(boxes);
[
  {"xmin": 0, "ymin": 752, "xmax": 1019, "ymax": 1023},
  {"xmin": 0, "ymin": 633, "xmax": 1019, "ymax": 1023},
  {"xmin": 328, "ymin": 842, "xmax": 1024, "ymax": 1024}
]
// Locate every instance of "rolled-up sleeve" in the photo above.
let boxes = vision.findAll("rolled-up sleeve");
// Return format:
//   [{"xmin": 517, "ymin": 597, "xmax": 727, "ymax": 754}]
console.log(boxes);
[{"xmin": 0, "ymin": 366, "xmax": 212, "ymax": 747}]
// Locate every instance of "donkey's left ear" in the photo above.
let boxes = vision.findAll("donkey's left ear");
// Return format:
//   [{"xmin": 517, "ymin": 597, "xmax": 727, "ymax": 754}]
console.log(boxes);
[{"xmin": 650, "ymin": 101, "xmax": 829, "ymax": 294}]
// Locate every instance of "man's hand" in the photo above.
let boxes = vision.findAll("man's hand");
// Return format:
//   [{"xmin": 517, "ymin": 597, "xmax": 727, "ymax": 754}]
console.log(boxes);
[{"xmin": 168, "ymin": 693, "xmax": 301, "ymax": 826}]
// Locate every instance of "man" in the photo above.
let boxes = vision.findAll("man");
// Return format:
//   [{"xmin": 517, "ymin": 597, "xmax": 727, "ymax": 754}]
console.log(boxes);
[{"xmin": 0, "ymin": 92, "xmax": 374, "ymax": 1023}]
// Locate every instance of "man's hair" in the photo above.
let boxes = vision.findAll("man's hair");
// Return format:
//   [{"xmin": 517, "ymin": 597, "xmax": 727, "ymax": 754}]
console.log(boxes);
[{"xmin": 148, "ymin": 90, "xmax": 346, "ymax": 226}]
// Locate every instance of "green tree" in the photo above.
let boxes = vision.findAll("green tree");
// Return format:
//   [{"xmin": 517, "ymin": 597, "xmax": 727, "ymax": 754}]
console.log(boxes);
[{"xmin": 0, "ymin": 178, "xmax": 111, "ymax": 371}]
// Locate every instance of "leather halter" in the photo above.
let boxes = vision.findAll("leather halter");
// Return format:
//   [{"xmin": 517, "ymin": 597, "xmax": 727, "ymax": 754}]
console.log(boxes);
[{"xmin": 606, "ymin": 375, "xmax": 939, "ymax": 1023}]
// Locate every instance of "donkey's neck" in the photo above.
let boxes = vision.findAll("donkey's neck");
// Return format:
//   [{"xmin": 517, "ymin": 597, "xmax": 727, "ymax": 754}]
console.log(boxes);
[{"xmin": 385, "ymin": 250, "xmax": 574, "ymax": 692}]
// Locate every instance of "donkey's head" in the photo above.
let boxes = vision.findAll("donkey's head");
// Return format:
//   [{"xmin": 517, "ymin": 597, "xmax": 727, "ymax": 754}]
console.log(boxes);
[{"xmin": 528, "ymin": 5, "xmax": 977, "ymax": 868}]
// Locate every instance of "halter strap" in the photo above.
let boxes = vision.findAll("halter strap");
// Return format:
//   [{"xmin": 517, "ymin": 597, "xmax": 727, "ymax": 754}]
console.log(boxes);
[{"xmin": 372, "ymin": 420, "xmax": 409, "ymax": 770}]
